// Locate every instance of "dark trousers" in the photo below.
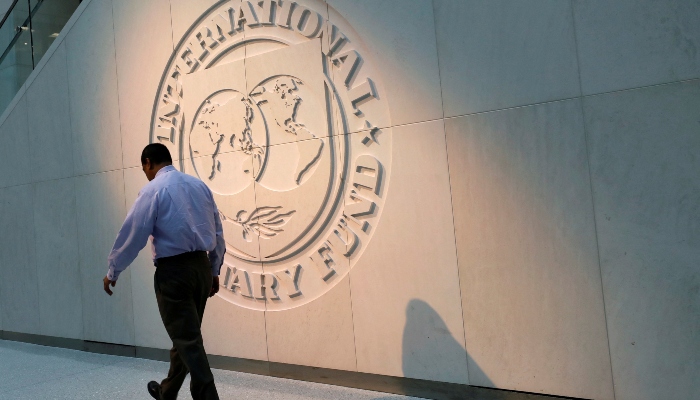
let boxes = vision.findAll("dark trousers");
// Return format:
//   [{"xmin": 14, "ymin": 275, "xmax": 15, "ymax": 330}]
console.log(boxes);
[{"xmin": 154, "ymin": 251, "xmax": 219, "ymax": 400}]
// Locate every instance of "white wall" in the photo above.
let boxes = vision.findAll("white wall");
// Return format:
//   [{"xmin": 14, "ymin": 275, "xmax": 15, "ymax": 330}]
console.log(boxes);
[{"xmin": 0, "ymin": 1, "xmax": 698, "ymax": 399}]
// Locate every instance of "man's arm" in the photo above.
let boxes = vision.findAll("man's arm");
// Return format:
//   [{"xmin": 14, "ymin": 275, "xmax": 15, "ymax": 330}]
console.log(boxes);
[
  {"xmin": 207, "ymin": 196, "xmax": 226, "ymax": 297},
  {"xmin": 209, "ymin": 210, "xmax": 225, "ymax": 275},
  {"xmin": 104, "ymin": 189, "xmax": 158, "ymax": 294}
]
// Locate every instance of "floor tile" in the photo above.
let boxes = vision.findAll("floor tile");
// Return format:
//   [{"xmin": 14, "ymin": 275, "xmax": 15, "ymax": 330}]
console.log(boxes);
[{"xmin": 0, "ymin": 340, "xmax": 422, "ymax": 400}]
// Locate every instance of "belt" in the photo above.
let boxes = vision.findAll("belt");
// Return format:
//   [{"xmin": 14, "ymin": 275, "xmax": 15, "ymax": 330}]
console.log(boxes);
[{"xmin": 154, "ymin": 250, "xmax": 207, "ymax": 268}]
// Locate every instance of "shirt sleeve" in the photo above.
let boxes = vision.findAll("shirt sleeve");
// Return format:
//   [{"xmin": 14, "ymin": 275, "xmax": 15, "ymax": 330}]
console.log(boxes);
[
  {"xmin": 106, "ymin": 189, "xmax": 159, "ymax": 281},
  {"xmin": 208, "ymin": 197, "xmax": 226, "ymax": 277}
]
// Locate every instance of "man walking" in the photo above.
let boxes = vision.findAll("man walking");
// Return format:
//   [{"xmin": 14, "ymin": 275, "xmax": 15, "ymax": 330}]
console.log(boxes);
[{"xmin": 102, "ymin": 143, "xmax": 224, "ymax": 400}]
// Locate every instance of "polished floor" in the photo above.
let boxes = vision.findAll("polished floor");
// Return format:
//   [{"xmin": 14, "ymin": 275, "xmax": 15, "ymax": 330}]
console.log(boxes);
[{"xmin": 0, "ymin": 340, "xmax": 423, "ymax": 400}]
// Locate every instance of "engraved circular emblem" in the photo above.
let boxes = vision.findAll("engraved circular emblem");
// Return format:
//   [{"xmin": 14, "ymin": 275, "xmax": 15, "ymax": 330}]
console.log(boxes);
[{"xmin": 151, "ymin": 0, "xmax": 391, "ymax": 311}]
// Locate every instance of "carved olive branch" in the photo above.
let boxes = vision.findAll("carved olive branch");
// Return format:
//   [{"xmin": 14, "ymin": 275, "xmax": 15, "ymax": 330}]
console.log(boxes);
[{"xmin": 226, "ymin": 206, "xmax": 296, "ymax": 242}]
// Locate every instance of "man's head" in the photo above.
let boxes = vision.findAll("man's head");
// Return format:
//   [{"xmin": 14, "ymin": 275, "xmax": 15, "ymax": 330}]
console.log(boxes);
[{"xmin": 141, "ymin": 143, "xmax": 173, "ymax": 181}]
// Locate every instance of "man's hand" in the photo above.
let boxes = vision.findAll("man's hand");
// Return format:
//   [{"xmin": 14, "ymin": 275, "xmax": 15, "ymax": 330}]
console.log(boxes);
[
  {"xmin": 103, "ymin": 276, "xmax": 116, "ymax": 296},
  {"xmin": 209, "ymin": 276, "xmax": 220, "ymax": 298}
]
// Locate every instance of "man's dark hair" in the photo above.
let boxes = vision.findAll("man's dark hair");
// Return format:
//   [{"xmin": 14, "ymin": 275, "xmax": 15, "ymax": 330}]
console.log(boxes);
[{"xmin": 141, "ymin": 143, "xmax": 173, "ymax": 165}]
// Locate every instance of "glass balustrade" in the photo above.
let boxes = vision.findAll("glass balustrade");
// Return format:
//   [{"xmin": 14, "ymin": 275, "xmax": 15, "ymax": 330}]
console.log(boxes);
[{"xmin": 0, "ymin": 0, "xmax": 80, "ymax": 113}]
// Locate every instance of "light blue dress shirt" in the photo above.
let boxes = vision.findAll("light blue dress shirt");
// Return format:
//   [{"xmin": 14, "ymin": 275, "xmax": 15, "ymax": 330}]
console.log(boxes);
[{"xmin": 107, "ymin": 165, "xmax": 225, "ymax": 281}]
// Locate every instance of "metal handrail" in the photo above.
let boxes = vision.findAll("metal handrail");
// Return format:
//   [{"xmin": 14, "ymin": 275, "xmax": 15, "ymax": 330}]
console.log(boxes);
[{"xmin": 0, "ymin": 0, "xmax": 21, "ymax": 32}]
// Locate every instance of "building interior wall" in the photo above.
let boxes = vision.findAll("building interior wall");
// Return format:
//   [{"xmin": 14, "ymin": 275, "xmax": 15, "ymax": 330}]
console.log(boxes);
[{"xmin": 0, "ymin": 1, "xmax": 697, "ymax": 400}]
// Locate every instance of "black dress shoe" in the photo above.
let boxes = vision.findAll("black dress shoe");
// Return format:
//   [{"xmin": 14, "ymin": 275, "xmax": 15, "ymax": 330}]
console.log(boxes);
[{"xmin": 147, "ymin": 381, "xmax": 162, "ymax": 400}]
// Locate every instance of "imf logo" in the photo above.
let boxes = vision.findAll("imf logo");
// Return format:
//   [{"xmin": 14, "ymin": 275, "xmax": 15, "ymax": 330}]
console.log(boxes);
[{"xmin": 151, "ymin": 0, "xmax": 391, "ymax": 311}]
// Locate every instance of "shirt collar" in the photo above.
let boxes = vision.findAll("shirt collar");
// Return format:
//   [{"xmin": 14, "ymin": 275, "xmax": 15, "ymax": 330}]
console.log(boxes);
[{"xmin": 155, "ymin": 165, "xmax": 176, "ymax": 178}]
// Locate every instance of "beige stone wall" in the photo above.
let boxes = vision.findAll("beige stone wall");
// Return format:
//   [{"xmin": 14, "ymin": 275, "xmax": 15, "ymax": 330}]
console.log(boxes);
[{"xmin": 0, "ymin": 1, "xmax": 698, "ymax": 399}]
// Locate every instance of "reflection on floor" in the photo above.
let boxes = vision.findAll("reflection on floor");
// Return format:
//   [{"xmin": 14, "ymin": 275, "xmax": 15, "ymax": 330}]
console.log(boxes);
[{"xmin": 0, "ymin": 340, "xmax": 423, "ymax": 400}]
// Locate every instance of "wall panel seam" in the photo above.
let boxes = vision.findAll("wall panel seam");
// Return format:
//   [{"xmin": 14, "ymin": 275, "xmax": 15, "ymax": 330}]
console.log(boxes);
[
  {"xmin": 438, "ymin": 76, "xmax": 700, "ymax": 124},
  {"xmin": 431, "ymin": 0, "xmax": 470, "ymax": 386},
  {"xmin": 242, "ymin": 28, "xmax": 273, "ymax": 365},
  {"xmin": 325, "ymin": 1, "xmax": 360, "ymax": 373},
  {"xmin": 581, "ymin": 77, "xmax": 700, "ymax": 99},
  {"xmin": 70, "ymin": 176, "xmax": 84, "ymax": 340},
  {"xmin": 25, "ymin": 45, "xmax": 69, "ymax": 183},
  {"xmin": 108, "ymin": 0, "xmax": 135, "ymax": 346},
  {"xmin": 22, "ymin": 95, "xmax": 41, "ymax": 336},
  {"xmin": 0, "ymin": 167, "xmax": 135, "ymax": 191},
  {"xmin": 166, "ymin": 0, "xmax": 175, "ymax": 52},
  {"xmin": 443, "ymin": 95, "xmax": 584, "ymax": 122},
  {"xmin": 384, "ymin": 116, "xmax": 444, "ymax": 131},
  {"xmin": 570, "ymin": 1, "xmax": 616, "ymax": 399},
  {"xmin": 62, "ymin": 41, "xmax": 78, "ymax": 201}
]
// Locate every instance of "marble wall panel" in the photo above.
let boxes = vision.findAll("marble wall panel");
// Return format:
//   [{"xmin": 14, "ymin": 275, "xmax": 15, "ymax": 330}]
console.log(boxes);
[
  {"xmin": 112, "ymin": 0, "xmax": 174, "ymax": 168},
  {"xmin": 122, "ymin": 167, "xmax": 170, "ymax": 350},
  {"xmin": 574, "ymin": 0, "xmax": 700, "ymax": 96},
  {"xmin": 241, "ymin": 0, "xmax": 329, "ymax": 60},
  {"xmin": 348, "ymin": 120, "xmax": 469, "ymax": 384},
  {"xmin": 169, "ymin": 0, "xmax": 229, "ymax": 46},
  {"xmin": 327, "ymin": 0, "xmax": 443, "ymax": 129},
  {"xmin": 325, "ymin": 5, "xmax": 390, "ymax": 135},
  {"xmin": 33, "ymin": 178, "xmax": 83, "ymax": 340},
  {"xmin": 0, "ymin": 73, "xmax": 23, "ymax": 128},
  {"xmin": 0, "ymin": 96, "xmax": 31, "ymax": 188},
  {"xmin": 211, "ymin": 137, "xmax": 357, "ymax": 366},
  {"xmin": 253, "ymin": 137, "xmax": 335, "ymax": 262},
  {"xmin": 244, "ymin": 39, "xmax": 328, "ymax": 146},
  {"xmin": 446, "ymin": 99, "xmax": 614, "ymax": 399},
  {"xmin": 180, "ymin": 54, "xmax": 248, "ymax": 165},
  {"xmin": 201, "ymin": 295, "xmax": 269, "ymax": 361},
  {"xmin": 66, "ymin": 0, "xmax": 123, "ymax": 176},
  {"xmin": 75, "ymin": 169, "xmax": 135, "ymax": 345},
  {"xmin": 584, "ymin": 81, "xmax": 700, "ymax": 400},
  {"xmin": 264, "ymin": 274, "xmax": 357, "ymax": 371},
  {"xmin": 0, "ymin": 184, "xmax": 39, "ymax": 334},
  {"xmin": 433, "ymin": 0, "xmax": 580, "ymax": 117},
  {"xmin": 26, "ymin": 42, "xmax": 74, "ymax": 182}
]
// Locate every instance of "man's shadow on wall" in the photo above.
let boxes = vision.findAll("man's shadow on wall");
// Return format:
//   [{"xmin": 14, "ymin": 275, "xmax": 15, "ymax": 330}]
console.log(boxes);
[{"xmin": 374, "ymin": 299, "xmax": 504, "ymax": 400}]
